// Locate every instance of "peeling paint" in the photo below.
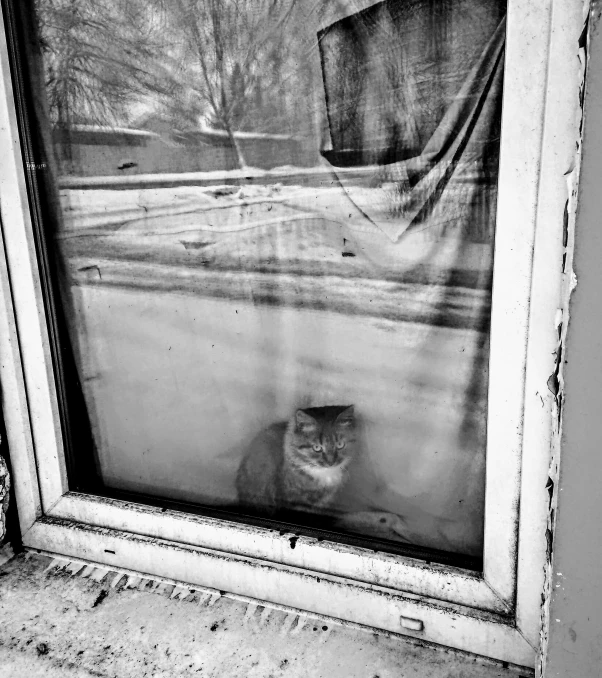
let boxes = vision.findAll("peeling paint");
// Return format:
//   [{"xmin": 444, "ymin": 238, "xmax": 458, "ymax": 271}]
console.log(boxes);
[{"xmin": 536, "ymin": 4, "xmax": 591, "ymax": 676}]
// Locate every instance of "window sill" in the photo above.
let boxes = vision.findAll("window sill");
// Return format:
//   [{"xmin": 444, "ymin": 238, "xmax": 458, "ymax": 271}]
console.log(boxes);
[{"xmin": 0, "ymin": 549, "xmax": 533, "ymax": 677}]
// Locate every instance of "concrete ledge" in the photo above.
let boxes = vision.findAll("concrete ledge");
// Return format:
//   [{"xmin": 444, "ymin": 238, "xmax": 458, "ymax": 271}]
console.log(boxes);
[{"xmin": 0, "ymin": 551, "xmax": 528, "ymax": 678}]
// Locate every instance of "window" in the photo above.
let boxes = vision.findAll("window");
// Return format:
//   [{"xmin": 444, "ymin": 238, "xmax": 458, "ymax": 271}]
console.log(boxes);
[{"xmin": 0, "ymin": 0, "xmax": 584, "ymax": 669}]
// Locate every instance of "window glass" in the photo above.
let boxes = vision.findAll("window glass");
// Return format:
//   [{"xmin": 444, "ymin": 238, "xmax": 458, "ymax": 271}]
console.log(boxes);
[{"xmin": 27, "ymin": 0, "xmax": 506, "ymax": 561}]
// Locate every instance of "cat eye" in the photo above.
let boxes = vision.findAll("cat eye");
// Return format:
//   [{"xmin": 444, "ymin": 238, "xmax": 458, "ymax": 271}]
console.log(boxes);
[
  {"xmin": 312, "ymin": 444, "xmax": 322, "ymax": 452},
  {"xmin": 335, "ymin": 440, "xmax": 345, "ymax": 450}
]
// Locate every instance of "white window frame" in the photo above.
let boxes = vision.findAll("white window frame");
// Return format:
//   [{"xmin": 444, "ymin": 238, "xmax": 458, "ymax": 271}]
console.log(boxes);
[{"xmin": 0, "ymin": 0, "xmax": 585, "ymax": 669}]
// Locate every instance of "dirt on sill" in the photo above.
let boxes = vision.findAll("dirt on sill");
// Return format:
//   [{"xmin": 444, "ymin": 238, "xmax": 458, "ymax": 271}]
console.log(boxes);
[{"xmin": 0, "ymin": 550, "xmax": 530, "ymax": 678}]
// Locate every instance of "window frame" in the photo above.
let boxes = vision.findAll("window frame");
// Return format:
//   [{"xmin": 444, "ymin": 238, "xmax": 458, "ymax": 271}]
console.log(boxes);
[{"xmin": 0, "ymin": 0, "xmax": 584, "ymax": 669}]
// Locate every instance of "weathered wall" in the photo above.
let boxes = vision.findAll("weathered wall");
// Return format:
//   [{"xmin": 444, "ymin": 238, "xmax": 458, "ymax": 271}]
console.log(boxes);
[
  {"xmin": 543, "ymin": 5, "xmax": 602, "ymax": 677},
  {"xmin": 0, "ymin": 440, "xmax": 9, "ymax": 543},
  {"xmin": 54, "ymin": 138, "xmax": 235, "ymax": 176},
  {"xmin": 0, "ymin": 397, "xmax": 15, "ymax": 550},
  {"xmin": 53, "ymin": 130, "xmax": 309, "ymax": 177}
]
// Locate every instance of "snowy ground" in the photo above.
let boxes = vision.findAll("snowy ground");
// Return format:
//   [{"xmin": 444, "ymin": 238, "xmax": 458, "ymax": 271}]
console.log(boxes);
[
  {"xmin": 57, "ymin": 183, "xmax": 492, "ymax": 557},
  {"xmin": 58, "ymin": 163, "xmax": 378, "ymax": 190},
  {"xmin": 61, "ymin": 184, "xmax": 493, "ymax": 327}
]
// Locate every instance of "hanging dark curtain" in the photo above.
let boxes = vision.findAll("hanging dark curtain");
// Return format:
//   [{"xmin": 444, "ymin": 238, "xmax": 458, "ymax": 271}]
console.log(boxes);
[
  {"xmin": 315, "ymin": 0, "xmax": 506, "ymax": 555},
  {"xmin": 319, "ymin": 0, "xmax": 505, "ymax": 242}
]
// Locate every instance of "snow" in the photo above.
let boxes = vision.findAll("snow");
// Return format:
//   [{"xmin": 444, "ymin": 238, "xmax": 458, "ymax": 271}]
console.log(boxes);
[
  {"xmin": 194, "ymin": 124, "xmax": 301, "ymax": 141},
  {"xmin": 64, "ymin": 124, "xmax": 160, "ymax": 138},
  {"xmin": 58, "ymin": 163, "xmax": 379, "ymax": 189}
]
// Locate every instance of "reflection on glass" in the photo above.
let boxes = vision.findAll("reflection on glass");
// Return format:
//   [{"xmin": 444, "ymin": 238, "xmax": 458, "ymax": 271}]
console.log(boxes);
[{"xmin": 33, "ymin": 0, "xmax": 506, "ymax": 560}]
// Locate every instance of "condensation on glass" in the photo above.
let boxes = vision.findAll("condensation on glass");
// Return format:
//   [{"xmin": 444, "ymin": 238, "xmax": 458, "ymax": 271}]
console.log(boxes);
[{"xmin": 28, "ymin": 0, "xmax": 506, "ymax": 560}]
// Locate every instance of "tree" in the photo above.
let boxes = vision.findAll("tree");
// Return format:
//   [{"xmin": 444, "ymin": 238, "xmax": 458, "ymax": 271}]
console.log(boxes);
[
  {"xmin": 36, "ymin": 0, "xmax": 178, "ymax": 131},
  {"xmin": 36, "ymin": 0, "xmax": 325, "ymax": 169},
  {"xmin": 167, "ymin": 0, "xmax": 302, "ymax": 168}
]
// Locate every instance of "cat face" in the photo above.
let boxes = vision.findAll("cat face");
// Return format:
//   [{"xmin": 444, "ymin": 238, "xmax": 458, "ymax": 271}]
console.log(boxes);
[{"xmin": 290, "ymin": 405, "xmax": 357, "ymax": 468}]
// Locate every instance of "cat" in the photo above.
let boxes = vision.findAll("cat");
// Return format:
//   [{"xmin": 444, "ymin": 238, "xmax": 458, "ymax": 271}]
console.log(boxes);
[{"xmin": 236, "ymin": 405, "xmax": 358, "ymax": 516}]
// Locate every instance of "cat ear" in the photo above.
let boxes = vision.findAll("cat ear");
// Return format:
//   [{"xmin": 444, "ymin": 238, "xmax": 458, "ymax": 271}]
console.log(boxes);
[
  {"xmin": 296, "ymin": 409, "xmax": 317, "ymax": 429},
  {"xmin": 336, "ymin": 405, "xmax": 355, "ymax": 425}
]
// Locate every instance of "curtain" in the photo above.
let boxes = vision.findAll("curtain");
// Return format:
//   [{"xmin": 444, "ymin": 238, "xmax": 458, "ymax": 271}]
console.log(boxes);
[{"xmin": 314, "ymin": 0, "xmax": 506, "ymax": 555}]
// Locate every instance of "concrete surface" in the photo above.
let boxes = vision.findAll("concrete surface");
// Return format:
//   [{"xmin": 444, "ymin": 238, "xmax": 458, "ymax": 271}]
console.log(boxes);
[{"xmin": 0, "ymin": 550, "xmax": 531, "ymax": 678}]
